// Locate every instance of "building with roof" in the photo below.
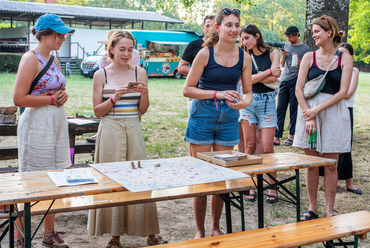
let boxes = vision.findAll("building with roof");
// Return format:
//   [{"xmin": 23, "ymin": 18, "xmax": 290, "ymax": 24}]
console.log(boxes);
[{"xmin": 0, "ymin": 0, "xmax": 184, "ymax": 58}]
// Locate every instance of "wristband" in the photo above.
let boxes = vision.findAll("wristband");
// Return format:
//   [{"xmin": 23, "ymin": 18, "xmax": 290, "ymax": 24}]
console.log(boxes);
[
  {"xmin": 214, "ymin": 91, "xmax": 218, "ymax": 111},
  {"xmin": 110, "ymin": 96, "xmax": 116, "ymax": 117},
  {"xmin": 269, "ymin": 69, "xmax": 272, "ymax": 75},
  {"xmin": 47, "ymin": 92, "xmax": 54, "ymax": 104}
]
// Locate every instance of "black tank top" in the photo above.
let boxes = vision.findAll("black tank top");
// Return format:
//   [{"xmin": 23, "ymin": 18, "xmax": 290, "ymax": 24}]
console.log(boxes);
[
  {"xmin": 198, "ymin": 47, "xmax": 244, "ymax": 91},
  {"xmin": 251, "ymin": 52, "xmax": 274, "ymax": 93},
  {"xmin": 307, "ymin": 51, "xmax": 343, "ymax": 95}
]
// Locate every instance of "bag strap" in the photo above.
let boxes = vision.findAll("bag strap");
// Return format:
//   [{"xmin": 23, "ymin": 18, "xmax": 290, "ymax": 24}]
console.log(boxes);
[
  {"xmin": 135, "ymin": 66, "xmax": 137, "ymax": 82},
  {"xmin": 28, "ymin": 55, "xmax": 54, "ymax": 95},
  {"xmin": 322, "ymin": 50, "xmax": 342, "ymax": 77},
  {"xmin": 250, "ymin": 54, "xmax": 259, "ymax": 73}
]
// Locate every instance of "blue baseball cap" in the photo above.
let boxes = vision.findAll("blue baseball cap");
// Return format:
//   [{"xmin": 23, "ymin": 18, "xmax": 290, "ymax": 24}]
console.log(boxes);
[{"xmin": 35, "ymin": 14, "xmax": 75, "ymax": 34}]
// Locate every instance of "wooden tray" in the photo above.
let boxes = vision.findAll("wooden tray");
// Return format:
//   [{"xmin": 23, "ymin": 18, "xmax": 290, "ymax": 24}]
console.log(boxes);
[{"xmin": 197, "ymin": 150, "xmax": 263, "ymax": 167}]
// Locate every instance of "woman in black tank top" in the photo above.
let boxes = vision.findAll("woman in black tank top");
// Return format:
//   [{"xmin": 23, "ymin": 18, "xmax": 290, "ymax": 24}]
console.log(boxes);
[
  {"xmin": 239, "ymin": 24, "xmax": 281, "ymax": 203},
  {"xmin": 183, "ymin": 8, "xmax": 253, "ymax": 239},
  {"xmin": 294, "ymin": 16, "xmax": 353, "ymax": 221}
]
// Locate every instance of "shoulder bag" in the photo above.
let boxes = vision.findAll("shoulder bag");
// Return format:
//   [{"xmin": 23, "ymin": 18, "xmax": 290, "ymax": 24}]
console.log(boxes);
[
  {"xmin": 303, "ymin": 50, "xmax": 341, "ymax": 99},
  {"xmin": 19, "ymin": 55, "xmax": 55, "ymax": 115},
  {"xmin": 250, "ymin": 54, "xmax": 281, "ymax": 90}
]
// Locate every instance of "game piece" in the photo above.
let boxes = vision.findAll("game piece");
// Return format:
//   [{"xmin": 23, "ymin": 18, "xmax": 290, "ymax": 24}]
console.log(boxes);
[
  {"xmin": 138, "ymin": 161, "xmax": 142, "ymax": 168},
  {"xmin": 131, "ymin": 162, "xmax": 136, "ymax": 169},
  {"xmin": 154, "ymin": 163, "xmax": 160, "ymax": 167}
]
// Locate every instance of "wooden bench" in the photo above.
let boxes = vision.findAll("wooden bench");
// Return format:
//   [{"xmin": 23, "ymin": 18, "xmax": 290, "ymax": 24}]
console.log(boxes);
[{"xmin": 149, "ymin": 211, "xmax": 370, "ymax": 248}]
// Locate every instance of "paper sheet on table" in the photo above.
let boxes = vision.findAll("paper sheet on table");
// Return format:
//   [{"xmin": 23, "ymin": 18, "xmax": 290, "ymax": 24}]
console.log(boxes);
[
  {"xmin": 68, "ymin": 119, "xmax": 97, "ymax": 125},
  {"xmin": 48, "ymin": 169, "xmax": 99, "ymax": 187},
  {"xmin": 91, "ymin": 156, "xmax": 250, "ymax": 193}
]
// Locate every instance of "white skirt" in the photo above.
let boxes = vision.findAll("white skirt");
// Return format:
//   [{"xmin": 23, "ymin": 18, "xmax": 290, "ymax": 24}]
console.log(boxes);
[
  {"xmin": 293, "ymin": 92, "xmax": 351, "ymax": 153},
  {"xmin": 17, "ymin": 105, "xmax": 71, "ymax": 172}
]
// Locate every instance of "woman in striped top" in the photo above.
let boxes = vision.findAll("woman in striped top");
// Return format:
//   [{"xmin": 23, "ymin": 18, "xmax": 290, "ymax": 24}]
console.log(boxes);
[{"xmin": 89, "ymin": 30, "xmax": 167, "ymax": 247}]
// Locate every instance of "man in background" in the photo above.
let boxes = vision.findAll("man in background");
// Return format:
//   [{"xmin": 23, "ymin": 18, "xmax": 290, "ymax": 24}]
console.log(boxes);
[
  {"xmin": 274, "ymin": 26, "xmax": 310, "ymax": 146},
  {"xmin": 178, "ymin": 15, "xmax": 215, "ymax": 75}
]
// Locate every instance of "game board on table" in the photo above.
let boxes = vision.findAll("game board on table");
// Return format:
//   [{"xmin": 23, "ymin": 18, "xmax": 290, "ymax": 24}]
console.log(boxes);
[{"xmin": 90, "ymin": 156, "xmax": 249, "ymax": 192}]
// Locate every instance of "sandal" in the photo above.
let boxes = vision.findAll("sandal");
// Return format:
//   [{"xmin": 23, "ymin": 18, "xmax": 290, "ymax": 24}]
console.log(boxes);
[
  {"xmin": 266, "ymin": 190, "xmax": 278, "ymax": 204},
  {"xmin": 106, "ymin": 239, "xmax": 122, "ymax": 248},
  {"xmin": 245, "ymin": 193, "xmax": 256, "ymax": 202},
  {"xmin": 282, "ymin": 138, "xmax": 293, "ymax": 146},
  {"xmin": 300, "ymin": 210, "xmax": 318, "ymax": 221},
  {"xmin": 86, "ymin": 134, "xmax": 96, "ymax": 143},
  {"xmin": 147, "ymin": 234, "xmax": 168, "ymax": 246}
]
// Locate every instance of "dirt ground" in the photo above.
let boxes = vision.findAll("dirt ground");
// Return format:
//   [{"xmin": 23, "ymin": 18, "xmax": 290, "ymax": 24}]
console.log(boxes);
[{"xmin": 1, "ymin": 169, "xmax": 369, "ymax": 248}]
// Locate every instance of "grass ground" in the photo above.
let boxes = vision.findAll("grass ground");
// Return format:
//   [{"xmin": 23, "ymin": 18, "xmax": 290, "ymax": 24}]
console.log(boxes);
[{"xmin": 0, "ymin": 72, "xmax": 369, "ymax": 247}]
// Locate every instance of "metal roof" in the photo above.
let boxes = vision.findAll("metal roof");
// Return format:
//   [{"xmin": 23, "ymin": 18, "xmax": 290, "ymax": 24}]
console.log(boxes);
[{"xmin": 0, "ymin": 0, "xmax": 184, "ymax": 27}]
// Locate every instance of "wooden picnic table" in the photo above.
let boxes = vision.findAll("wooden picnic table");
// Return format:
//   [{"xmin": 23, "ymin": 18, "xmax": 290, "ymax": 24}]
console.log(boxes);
[
  {"xmin": 0, "ymin": 160, "xmax": 255, "ymax": 248},
  {"xmin": 231, "ymin": 152, "xmax": 337, "ymax": 229}
]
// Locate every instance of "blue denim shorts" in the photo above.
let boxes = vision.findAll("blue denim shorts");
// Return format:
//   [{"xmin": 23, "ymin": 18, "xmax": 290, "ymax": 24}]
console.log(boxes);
[
  {"xmin": 185, "ymin": 99, "xmax": 239, "ymax": 146},
  {"xmin": 239, "ymin": 91, "xmax": 277, "ymax": 129}
]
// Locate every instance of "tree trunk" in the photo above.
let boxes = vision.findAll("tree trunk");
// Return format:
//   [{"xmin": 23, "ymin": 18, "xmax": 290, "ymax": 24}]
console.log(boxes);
[{"xmin": 303, "ymin": 0, "xmax": 350, "ymax": 51}]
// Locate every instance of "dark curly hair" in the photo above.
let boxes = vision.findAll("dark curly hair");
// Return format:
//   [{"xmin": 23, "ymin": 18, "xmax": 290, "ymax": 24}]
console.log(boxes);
[{"xmin": 31, "ymin": 27, "xmax": 55, "ymax": 41}]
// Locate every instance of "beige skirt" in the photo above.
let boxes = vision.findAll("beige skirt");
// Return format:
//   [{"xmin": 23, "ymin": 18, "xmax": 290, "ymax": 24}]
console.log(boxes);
[
  {"xmin": 88, "ymin": 116, "xmax": 160, "ymax": 237},
  {"xmin": 293, "ymin": 92, "xmax": 351, "ymax": 153},
  {"xmin": 17, "ymin": 105, "xmax": 70, "ymax": 172}
]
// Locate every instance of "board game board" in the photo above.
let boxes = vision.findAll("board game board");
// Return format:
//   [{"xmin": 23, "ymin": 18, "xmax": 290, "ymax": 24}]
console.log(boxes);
[{"xmin": 90, "ymin": 156, "xmax": 249, "ymax": 192}]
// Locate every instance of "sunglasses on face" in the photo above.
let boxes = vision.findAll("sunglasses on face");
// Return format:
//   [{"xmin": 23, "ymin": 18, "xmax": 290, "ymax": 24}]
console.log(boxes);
[
  {"xmin": 221, "ymin": 8, "xmax": 240, "ymax": 16},
  {"xmin": 56, "ymin": 33, "xmax": 68, "ymax": 39},
  {"xmin": 320, "ymin": 15, "xmax": 332, "ymax": 29}
]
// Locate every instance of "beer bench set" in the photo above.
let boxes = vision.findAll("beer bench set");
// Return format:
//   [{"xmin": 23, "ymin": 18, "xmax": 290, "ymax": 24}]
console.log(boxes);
[{"xmin": 0, "ymin": 119, "xmax": 99, "ymax": 166}]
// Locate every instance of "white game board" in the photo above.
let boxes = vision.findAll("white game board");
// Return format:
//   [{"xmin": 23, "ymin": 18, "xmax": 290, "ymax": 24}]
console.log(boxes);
[{"xmin": 90, "ymin": 156, "xmax": 249, "ymax": 192}]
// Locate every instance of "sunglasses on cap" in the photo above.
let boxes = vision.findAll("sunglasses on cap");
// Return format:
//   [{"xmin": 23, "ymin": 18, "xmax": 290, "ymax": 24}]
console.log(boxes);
[{"xmin": 221, "ymin": 8, "xmax": 240, "ymax": 16}]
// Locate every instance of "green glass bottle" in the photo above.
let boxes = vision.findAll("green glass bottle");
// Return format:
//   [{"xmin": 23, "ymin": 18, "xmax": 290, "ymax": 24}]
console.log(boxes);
[{"xmin": 309, "ymin": 130, "xmax": 317, "ymax": 150}]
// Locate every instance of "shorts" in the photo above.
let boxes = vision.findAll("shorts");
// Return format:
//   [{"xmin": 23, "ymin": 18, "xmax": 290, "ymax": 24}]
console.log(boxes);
[
  {"xmin": 239, "ymin": 91, "xmax": 277, "ymax": 129},
  {"xmin": 185, "ymin": 99, "xmax": 239, "ymax": 146}
]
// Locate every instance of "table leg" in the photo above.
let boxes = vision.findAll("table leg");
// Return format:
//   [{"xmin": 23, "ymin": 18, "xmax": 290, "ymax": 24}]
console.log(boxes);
[
  {"xmin": 239, "ymin": 192, "xmax": 245, "ymax": 231},
  {"xmin": 257, "ymin": 174, "xmax": 264, "ymax": 228},
  {"xmin": 223, "ymin": 193, "xmax": 232, "ymax": 234},
  {"xmin": 296, "ymin": 169, "xmax": 301, "ymax": 223},
  {"xmin": 9, "ymin": 204, "xmax": 14, "ymax": 248},
  {"xmin": 69, "ymin": 133, "xmax": 75, "ymax": 164},
  {"xmin": 24, "ymin": 203, "xmax": 31, "ymax": 248}
]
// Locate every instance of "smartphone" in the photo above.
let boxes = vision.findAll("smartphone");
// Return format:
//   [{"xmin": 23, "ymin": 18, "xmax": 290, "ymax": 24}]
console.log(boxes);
[
  {"xmin": 128, "ymin": 82, "xmax": 139, "ymax": 89},
  {"xmin": 281, "ymin": 48, "xmax": 286, "ymax": 52}
]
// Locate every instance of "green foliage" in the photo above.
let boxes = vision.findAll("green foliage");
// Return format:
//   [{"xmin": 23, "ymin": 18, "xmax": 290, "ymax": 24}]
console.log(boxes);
[
  {"xmin": 0, "ymin": 53, "xmax": 22, "ymax": 72},
  {"xmin": 348, "ymin": 0, "xmax": 370, "ymax": 63}
]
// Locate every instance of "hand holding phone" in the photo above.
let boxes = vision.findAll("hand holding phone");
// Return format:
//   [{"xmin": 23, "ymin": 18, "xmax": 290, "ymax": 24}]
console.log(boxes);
[{"xmin": 128, "ymin": 82, "xmax": 139, "ymax": 89}]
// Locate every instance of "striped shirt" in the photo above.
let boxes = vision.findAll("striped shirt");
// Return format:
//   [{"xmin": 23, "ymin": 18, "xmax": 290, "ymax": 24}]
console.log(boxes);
[{"xmin": 103, "ymin": 85, "xmax": 141, "ymax": 118}]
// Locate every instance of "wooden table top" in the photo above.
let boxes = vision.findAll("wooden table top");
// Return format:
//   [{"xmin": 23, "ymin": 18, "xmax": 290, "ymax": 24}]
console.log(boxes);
[
  {"xmin": 0, "ymin": 167, "xmax": 255, "ymax": 205},
  {"xmin": 0, "ymin": 153, "xmax": 336, "ymax": 205},
  {"xmin": 232, "ymin": 152, "xmax": 336, "ymax": 176}
]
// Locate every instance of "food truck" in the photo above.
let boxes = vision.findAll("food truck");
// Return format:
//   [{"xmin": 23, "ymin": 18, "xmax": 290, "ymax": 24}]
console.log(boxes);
[{"xmin": 80, "ymin": 30, "xmax": 201, "ymax": 78}]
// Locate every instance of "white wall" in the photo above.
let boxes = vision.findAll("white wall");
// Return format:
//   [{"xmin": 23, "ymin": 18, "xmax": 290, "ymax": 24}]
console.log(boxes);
[
  {"xmin": 70, "ymin": 28, "xmax": 108, "ymax": 59},
  {"xmin": 0, "ymin": 27, "xmax": 112, "ymax": 59}
]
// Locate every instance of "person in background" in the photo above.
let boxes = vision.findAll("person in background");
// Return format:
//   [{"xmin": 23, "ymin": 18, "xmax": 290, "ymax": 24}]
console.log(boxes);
[
  {"xmin": 178, "ymin": 15, "xmax": 215, "ymax": 76},
  {"xmin": 239, "ymin": 24, "xmax": 281, "ymax": 203},
  {"xmin": 293, "ymin": 15, "xmax": 352, "ymax": 220},
  {"xmin": 86, "ymin": 29, "xmax": 140, "ymax": 143},
  {"xmin": 13, "ymin": 14, "xmax": 74, "ymax": 248},
  {"xmin": 274, "ymin": 26, "xmax": 310, "ymax": 146},
  {"xmin": 88, "ymin": 30, "xmax": 167, "ymax": 248},
  {"xmin": 183, "ymin": 8, "xmax": 253, "ymax": 238},
  {"xmin": 337, "ymin": 43, "xmax": 361, "ymax": 194}
]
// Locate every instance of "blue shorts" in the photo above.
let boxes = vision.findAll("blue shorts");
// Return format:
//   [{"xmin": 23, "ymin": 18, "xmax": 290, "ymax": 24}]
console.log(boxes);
[
  {"xmin": 239, "ymin": 92, "xmax": 277, "ymax": 129},
  {"xmin": 185, "ymin": 99, "xmax": 239, "ymax": 146}
]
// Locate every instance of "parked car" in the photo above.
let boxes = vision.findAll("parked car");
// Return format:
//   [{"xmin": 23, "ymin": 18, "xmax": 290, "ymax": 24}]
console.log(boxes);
[{"xmin": 80, "ymin": 44, "xmax": 106, "ymax": 78}]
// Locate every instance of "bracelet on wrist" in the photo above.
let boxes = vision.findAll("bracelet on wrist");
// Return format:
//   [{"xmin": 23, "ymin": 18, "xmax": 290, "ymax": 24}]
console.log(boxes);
[{"xmin": 269, "ymin": 69, "xmax": 272, "ymax": 75}]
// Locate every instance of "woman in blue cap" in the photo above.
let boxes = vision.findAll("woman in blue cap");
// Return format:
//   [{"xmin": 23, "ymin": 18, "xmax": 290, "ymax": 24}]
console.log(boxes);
[{"xmin": 13, "ymin": 14, "xmax": 75, "ymax": 248}]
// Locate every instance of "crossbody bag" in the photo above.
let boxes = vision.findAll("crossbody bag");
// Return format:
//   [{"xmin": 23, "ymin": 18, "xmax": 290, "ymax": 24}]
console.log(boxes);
[
  {"xmin": 250, "ymin": 54, "xmax": 281, "ymax": 90},
  {"xmin": 303, "ymin": 50, "xmax": 341, "ymax": 99},
  {"xmin": 19, "ymin": 55, "xmax": 55, "ymax": 115}
]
